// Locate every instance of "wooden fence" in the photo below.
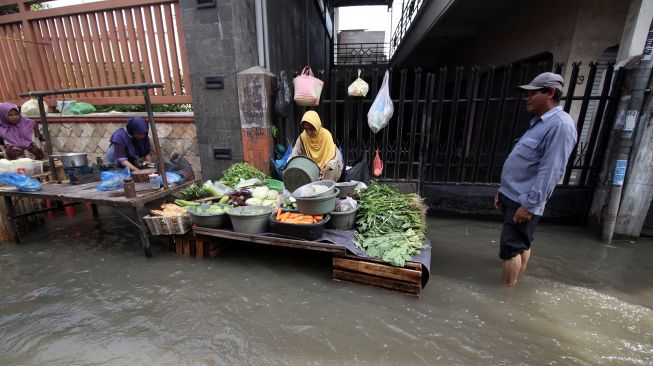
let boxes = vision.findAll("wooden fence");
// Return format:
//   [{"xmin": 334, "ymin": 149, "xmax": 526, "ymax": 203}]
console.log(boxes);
[{"xmin": 0, "ymin": 0, "xmax": 191, "ymax": 105}]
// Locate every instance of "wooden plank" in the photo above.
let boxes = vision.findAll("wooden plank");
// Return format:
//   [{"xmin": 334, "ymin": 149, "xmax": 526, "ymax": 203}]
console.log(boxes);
[
  {"xmin": 87, "ymin": 13, "xmax": 110, "ymax": 96},
  {"xmin": 13, "ymin": 23, "xmax": 36, "ymax": 91},
  {"xmin": 163, "ymin": 3, "xmax": 181, "ymax": 96},
  {"xmin": 53, "ymin": 17, "xmax": 76, "ymax": 90},
  {"xmin": 96, "ymin": 11, "xmax": 118, "ymax": 96},
  {"xmin": 79, "ymin": 13, "xmax": 102, "ymax": 91},
  {"xmin": 333, "ymin": 257, "xmax": 422, "ymax": 284},
  {"xmin": 124, "ymin": 7, "xmax": 144, "ymax": 85},
  {"xmin": 106, "ymin": 10, "xmax": 127, "ymax": 91},
  {"xmin": 6, "ymin": 24, "xmax": 29, "ymax": 94},
  {"xmin": 153, "ymin": 4, "xmax": 172, "ymax": 96},
  {"xmin": 115, "ymin": 9, "xmax": 135, "ymax": 96},
  {"xmin": 143, "ymin": 5, "xmax": 163, "ymax": 90},
  {"xmin": 193, "ymin": 227, "xmax": 348, "ymax": 254},
  {"xmin": 333, "ymin": 269, "xmax": 421, "ymax": 296},
  {"xmin": 134, "ymin": 6, "xmax": 153, "ymax": 90},
  {"xmin": 195, "ymin": 237, "xmax": 204, "ymax": 258},
  {"xmin": 173, "ymin": 3, "xmax": 191, "ymax": 94},
  {"xmin": 69, "ymin": 15, "xmax": 92, "ymax": 96},
  {"xmin": 0, "ymin": 26, "xmax": 18, "ymax": 100},
  {"xmin": 343, "ymin": 253, "xmax": 422, "ymax": 271},
  {"xmin": 175, "ymin": 236, "xmax": 182, "ymax": 255},
  {"xmin": 182, "ymin": 238, "xmax": 190, "ymax": 256},
  {"xmin": 31, "ymin": 20, "xmax": 55, "ymax": 91}
]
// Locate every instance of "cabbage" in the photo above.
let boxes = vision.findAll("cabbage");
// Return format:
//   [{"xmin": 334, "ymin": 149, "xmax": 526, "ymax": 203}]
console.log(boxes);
[
  {"xmin": 252, "ymin": 186, "xmax": 270, "ymax": 200},
  {"xmin": 262, "ymin": 199, "xmax": 276, "ymax": 207},
  {"xmin": 266, "ymin": 190, "xmax": 279, "ymax": 200},
  {"xmin": 245, "ymin": 198, "xmax": 262, "ymax": 206}
]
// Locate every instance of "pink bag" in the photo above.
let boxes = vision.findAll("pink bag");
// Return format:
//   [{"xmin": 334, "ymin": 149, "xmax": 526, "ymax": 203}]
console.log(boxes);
[{"xmin": 293, "ymin": 66, "xmax": 324, "ymax": 106}]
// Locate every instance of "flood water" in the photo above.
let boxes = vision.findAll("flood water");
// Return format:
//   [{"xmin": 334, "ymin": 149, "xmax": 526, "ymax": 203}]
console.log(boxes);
[{"xmin": 1, "ymin": 207, "xmax": 652, "ymax": 365}]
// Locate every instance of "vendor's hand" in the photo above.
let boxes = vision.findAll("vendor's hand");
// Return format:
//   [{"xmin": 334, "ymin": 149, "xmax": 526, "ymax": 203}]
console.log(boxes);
[
  {"xmin": 512, "ymin": 206, "xmax": 533, "ymax": 224},
  {"xmin": 494, "ymin": 191, "xmax": 501, "ymax": 209},
  {"xmin": 319, "ymin": 166, "xmax": 331, "ymax": 179}
]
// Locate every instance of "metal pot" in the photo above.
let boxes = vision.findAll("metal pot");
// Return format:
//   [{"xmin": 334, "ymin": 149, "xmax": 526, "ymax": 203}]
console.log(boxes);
[
  {"xmin": 283, "ymin": 156, "xmax": 320, "ymax": 192},
  {"xmin": 51, "ymin": 153, "xmax": 88, "ymax": 168}
]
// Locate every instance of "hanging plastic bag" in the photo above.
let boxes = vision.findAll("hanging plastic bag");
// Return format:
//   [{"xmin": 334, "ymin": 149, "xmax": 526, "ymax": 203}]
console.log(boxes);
[
  {"xmin": 367, "ymin": 71, "xmax": 394, "ymax": 133},
  {"xmin": 21, "ymin": 98, "xmax": 43, "ymax": 117},
  {"xmin": 348, "ymin": 69, "xmax": 369, "ymax": 97},
  {"xmin": 275, "ymin": 71, "xmax": 292, "ymax": 118},
  {"xmin": 68, "ymin": 102, "xmax": 96, "ymax": 115},
  {"xmin": 97, "ymin": 167, "xmax": 131, "ymax": 191},
  {"xmin": 273, "ymin": 144, "xmax": 293, "ymax": 179},
  {"xmin": 373, "ymin": 149, "xmax": 383, "ymax": 177},
  {"xmin": 0, "ymin": 173, "xmax": 41, "ymax": 192},
  {"xmin": 293, "ymin": 66, "xmax": 324, "ymax": 106}
]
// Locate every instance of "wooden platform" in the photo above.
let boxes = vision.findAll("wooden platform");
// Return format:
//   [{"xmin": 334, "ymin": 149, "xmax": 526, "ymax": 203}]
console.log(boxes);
[{"xmin": 170, "ymin": 232, "xmax": 231, "ymax": 258}]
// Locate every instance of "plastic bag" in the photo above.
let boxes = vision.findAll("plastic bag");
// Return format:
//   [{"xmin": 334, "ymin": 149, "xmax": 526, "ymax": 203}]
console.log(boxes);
[
  {"xmin": 275, "ymin": 71, "xmax": 292, "ymax": 118},
  {"xmin": 164, "ymin": 153, "xmax": 194, "ymax": 181},
  {"xmin": 373, "ymin": 149, "xmax": 383, "ymax": 177},
  {"xmin": 68, "ymin": 102, "xmax": 96, "ymax": 115},
  {"xmin": 348, "ymin": 69, "xmax": 369, "ymax": 97},
  {"xmin": 344, "ymin": 154, "xmax": 370, "ymax": 184},
  {"xmin": 97, "ymin": 167, "xmax": 131, "ymax": 191},
  {"xmin": 273, "ymin": 144, "xmax": 292, "ymax": 179},
  {"xmin": 367, "ymin": 71, "xmax": 394, "ymax": 133},
  {"xmin": 0, "ymin": 173, "xmax": 41, "ymax": 192},
  {"xmin": 335, "ymin": 197, "xmax": 357, "ymax": 212},
  {"xmin": 156, "ymin": 172, "xmax": 183, "ymax": 186},
  {"xmin": 21, "ymin": 98, "xmax": 43, "ymax": 117},
  {"xmin": 293, "ymin": 66, "xmax": 324, "ymax": 106}
]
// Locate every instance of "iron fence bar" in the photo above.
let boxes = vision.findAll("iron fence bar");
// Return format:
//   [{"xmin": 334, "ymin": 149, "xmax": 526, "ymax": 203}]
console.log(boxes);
[
  {"xmin": 563, "ymin": 62, "xmax": 581, "ymax": 113},
  {"xmin": 417, "ymin": 73, "xmax": 434, "ymax": 190},
  {"xmin": 344, "ymin": 68, "xmax": 351, "ymax": 161},
  {"xmin": 509, "ymin": 64, "xmax": 530, "ymax": 143},
  {"xmin": 393, "ymin": 69, "xmax": 408, "ymax": 179},
  {"xmin": 382, "ymin": 68, "xmax": 391, "ymax": 178},
  {"xmin": 486, "ymin": 65, "xmax": 512, "ymax": 182},
  {"xmin": 408, "ymin": 68, "xmax": 423, "ymax": 180},
  {"xmin": 564, "ymin": 61, "xmax": 598, "ymax": 184},
  {"xmin": 458, "ymin": 66, "xmax": 479, "ymax": 182},
  {"xmin": 472, "ymin": 66, "xmax": 495, "ymax": 182},
  {"xmin": 444, "ymin": 66, "xmax": 463, "ymax": 181},
  {"xmin": 317, "ymin": 70, "xmax": 325, "ymax": 119},
  {"xmin": 329, "ymin": 69, "xmax": 337, "ymax": 137},
  {"xmin": 580, "ymin": 63, "xmax": 614, "ymax": 185},
  {"xmin": 429, "ymin": 67, "xmax": 447, "ymax": 182}
]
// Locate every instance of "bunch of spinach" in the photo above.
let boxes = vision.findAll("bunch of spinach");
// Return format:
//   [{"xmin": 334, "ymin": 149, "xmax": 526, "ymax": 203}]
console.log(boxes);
[
  {"xmin": 221, "ymin": 163, "xmax": 269, "ymax": 188},
  {"xmin": 355, "ymin": 182, "xmax": 427, "ymax": 267}
]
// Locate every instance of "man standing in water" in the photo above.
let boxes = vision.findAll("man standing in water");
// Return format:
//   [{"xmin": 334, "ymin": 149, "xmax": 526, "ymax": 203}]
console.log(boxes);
[{"xmin": 494, "ymin": 72, "xmax": 577, "ymax": 286}]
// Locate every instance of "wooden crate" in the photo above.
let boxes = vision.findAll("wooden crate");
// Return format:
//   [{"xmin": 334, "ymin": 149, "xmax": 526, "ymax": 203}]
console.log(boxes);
[
  {"xmin": 333, "ymin": 255, "xmax": 423, "ymax": 297},
  {"xmin": 170, "ymin": 233, "xmax": 231, "ymax": 258}
]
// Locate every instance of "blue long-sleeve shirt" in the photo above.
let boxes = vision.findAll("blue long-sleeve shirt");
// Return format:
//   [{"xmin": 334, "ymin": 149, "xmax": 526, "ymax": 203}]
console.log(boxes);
[{"xmin": 499, "ymin": 106, "xmax": 578, "ymax": 216}]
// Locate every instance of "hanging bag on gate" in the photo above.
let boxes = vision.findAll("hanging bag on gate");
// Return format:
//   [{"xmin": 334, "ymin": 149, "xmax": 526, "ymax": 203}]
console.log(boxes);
[
  {"xmin": 348, "ymin": 69, "xmax": 369, "ymax": 97},
  {"xmin": 367, "ymin": 70, "xmax": 394, "ymax": 133},
  {"xmin": 293, "ymin": 66, "xmax": 324, "ymax": 106}
]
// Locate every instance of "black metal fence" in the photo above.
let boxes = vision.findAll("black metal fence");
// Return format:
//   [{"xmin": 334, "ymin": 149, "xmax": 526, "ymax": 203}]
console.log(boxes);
[
  {"xmin": 277, "ymin": 62, "xmax": 624, "ymax": 190},
  {"xmin": 334, "ymin": 43, "xmax": 389, "ymax": 65}
]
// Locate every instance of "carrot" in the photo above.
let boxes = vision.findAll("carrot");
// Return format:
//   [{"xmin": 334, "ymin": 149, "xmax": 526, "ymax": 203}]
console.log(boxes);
[{"xmin": 276, "ymin": 208, "xmax": 282, "ymax": 221}]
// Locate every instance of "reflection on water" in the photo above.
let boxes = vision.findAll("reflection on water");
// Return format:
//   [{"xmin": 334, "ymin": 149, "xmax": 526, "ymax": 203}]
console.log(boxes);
[{"xmin": 0, "ymin": 208, "xmax": 651, "ymax": 365}]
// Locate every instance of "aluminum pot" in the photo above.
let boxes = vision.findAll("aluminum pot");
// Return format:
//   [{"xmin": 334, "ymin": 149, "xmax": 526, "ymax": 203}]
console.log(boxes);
[
  {"xmin": 283, "ymin": 156, "xmax": 320, "ymax": 192},
  {"xmin": 51, "ymin": 153, "xmax": 88, "ymax": 168},
  {"xmin": 295, "ymin": 188, "xmax": 340, "ymax": 215}
]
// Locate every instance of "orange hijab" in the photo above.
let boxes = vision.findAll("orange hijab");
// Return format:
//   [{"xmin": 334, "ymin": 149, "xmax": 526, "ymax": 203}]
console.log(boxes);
[{"xmin": 299, "ymin": 111, "xmax": 336, "ymax": 169}]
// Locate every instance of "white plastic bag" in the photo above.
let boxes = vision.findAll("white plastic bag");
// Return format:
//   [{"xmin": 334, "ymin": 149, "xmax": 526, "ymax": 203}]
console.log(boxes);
[
  {"xmin": 21, "ymin": 98, "xmax": 43, "ymax": 117},
  {"xmin": 367, "ymin": 71, "xmax": 394, "ymax": 133},
  {"xmin": 348, "ymin": 69, "xmax": 369, "ymax": 97}
]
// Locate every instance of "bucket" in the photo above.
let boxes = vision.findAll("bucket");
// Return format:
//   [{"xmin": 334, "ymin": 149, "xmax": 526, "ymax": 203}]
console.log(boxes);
[
  {"xmin": 283, "ymin": 156, "xmax": 320, "ymax": 193},
  {"xmin": 227, "ymin": 206, "xmax": 275, "ymax": 234},
  {"xmin": 327, "ymin": 208, "xmax": 358, "ymax": 230}
]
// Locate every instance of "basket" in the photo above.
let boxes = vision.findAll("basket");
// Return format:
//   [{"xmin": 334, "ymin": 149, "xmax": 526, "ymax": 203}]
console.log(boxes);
[
  {"xmin": 143, "ymin": 214, "xmax": 191, "ymax": 235},
  {"xmin": 264, "ymin": 179, "xmax": 285, "ymax": 192}
]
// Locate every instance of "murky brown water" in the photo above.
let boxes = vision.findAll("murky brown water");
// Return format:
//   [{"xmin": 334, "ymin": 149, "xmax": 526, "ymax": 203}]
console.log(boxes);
[{"xmin": 1, "ymin": 208, "xmax": 652, "ymax": 365}]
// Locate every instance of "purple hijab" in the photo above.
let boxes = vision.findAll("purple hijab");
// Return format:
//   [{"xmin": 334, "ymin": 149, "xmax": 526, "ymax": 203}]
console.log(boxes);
[
  {"xmin": 0, "ymin": 103, "xmax": 36, "ymax": 148},
  {"xmin": 110, "ymin": 117, "xmax": 151, "ymax": 161}
]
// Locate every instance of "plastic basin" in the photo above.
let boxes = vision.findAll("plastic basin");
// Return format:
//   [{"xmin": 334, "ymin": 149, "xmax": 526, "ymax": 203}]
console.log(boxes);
[
  {"xmin": 227, "ymin": 205, "xmax": 275, "ymax": 234},
  {"xmin": 283, "ymin": 156, "xmax": 320, "ymax": 192},
  {"xmin": 295, "ymin": 188, "xmax": 340, "ymax": 215},
  {"xmin": 335, "ymin": 181, "xmax": 358, "ymax": 198},
  {"xmin": 292, "ymin": 180, "xmax": 335, "ymax": 198},
  {"xmin": 327, "ymin": 208, "xmax": 358, "ymax": 230},
  {"xmin": 268, "ymin": 213, "xmax": 330, "ymax": 241},
  {"xmin": 188, "ymin": 206, "xmax": 229, "ymax": 229}
]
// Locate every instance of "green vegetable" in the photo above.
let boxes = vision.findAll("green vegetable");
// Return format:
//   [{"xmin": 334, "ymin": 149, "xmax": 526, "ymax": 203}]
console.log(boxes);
[
  {"xmin": 355, "ymin": 181, "xmax": 427, "ymax": 267},
  {"xmin": 179, "ymin": 183, "xmax": 212, "ymax": 200},
  {"xmin": 175, "ymin": 199, "xmax": 200, "ymax": 207},
  {"xmin": 202, "ymin": 181, "xmax": 221, "ymax": 197},
  {"xmin": 219, "ymin": 196, "xmax": 229, "ymax": 204},
  {"xmin": 252, "ymin": 186, "xmax": 270, "ymax": 200},
  {"xmin": 221, "ymin": 163, "xmax": 269, "ymax": 188}
]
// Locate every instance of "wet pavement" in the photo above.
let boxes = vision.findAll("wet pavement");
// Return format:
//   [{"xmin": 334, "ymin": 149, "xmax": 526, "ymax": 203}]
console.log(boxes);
[{"xmin": 0, "ymin": 207, "xmax": 651, "ymax": 365}]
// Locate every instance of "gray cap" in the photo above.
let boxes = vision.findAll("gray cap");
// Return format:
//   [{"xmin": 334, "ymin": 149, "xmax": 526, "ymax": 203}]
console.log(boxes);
[{"xmin": 518, "ymin": 72, "xmax": 565, "ymax": 91}]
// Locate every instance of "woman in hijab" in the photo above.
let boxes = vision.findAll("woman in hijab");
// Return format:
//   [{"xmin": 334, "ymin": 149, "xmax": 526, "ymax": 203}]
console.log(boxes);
[
  {"xmin": 105, "ymin": 117, "xmax": 152, "ymax": 171},
  {"xmin": 0, "ymin": 102, "xmax": 45, "ymax": 160},
  {"xmin": 289, "ymin": 110, "xmax": 343, "ymax": 181}
]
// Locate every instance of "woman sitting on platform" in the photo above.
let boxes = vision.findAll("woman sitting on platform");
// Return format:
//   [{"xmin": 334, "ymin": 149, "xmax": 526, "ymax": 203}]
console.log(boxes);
[
  {"xmin": 0, "ymin": 102, "xmax": 45, "ymax": 160},
  {"xmin": 289, "ymin": 110, "xmax": 343, "ymax": 181},
  {"xmin": 105, "ymin": 117, "xmax": 152, "ymax": 171}
]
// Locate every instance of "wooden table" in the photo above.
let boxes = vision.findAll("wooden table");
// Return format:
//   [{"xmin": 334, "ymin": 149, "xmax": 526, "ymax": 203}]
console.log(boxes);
[{"xmin": 0, "ymin": 180, "xmax": 195, "ymax": 257}]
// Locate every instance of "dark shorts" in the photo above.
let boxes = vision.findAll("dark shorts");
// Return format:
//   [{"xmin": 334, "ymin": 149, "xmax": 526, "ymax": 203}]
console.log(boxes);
[{"xmin": 499, "ymin": 193, "xmax": 540, "ymax": 260}]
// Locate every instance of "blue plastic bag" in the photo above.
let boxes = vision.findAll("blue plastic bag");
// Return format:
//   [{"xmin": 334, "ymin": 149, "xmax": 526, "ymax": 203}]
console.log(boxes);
[
  {"xmin": 155, "ymin": 172, "xmax": 183, "ymax": 186},
  {"xmin": 274, "ymin": 144, "xmax": 292, "ymax": 179},
  {"xmin": 0, "ymin": 173, "xmax": 42, "ymax": 192},
  {"xmin": 97, "ymin": 167, "xmax": 131, "ymax": 191}
]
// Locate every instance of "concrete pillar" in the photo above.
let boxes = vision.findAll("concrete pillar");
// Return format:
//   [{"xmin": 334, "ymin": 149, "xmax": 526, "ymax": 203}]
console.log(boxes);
[
  {"xmin": 237, "ymin": 66, "xmax": 275, "ymax": 175},
  {"xmin": 616, "ymin": 0, "xmax": 653, "ymax": 64}
]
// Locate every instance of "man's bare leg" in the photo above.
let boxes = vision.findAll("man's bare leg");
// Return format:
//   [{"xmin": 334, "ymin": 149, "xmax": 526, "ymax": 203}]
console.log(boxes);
[
  {"xmin": 520, "ymin": 249, "xmax": 531, "ymax": 272},
  {"xmin": 502, "ymin": 255, "xmax": 521, "ymax": 286}
]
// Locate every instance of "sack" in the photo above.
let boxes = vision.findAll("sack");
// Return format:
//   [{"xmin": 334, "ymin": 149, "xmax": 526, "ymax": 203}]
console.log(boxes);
[
  {"xmin": 21, "ymin": 98, "xmax": 43, "ymax": 117},
  {"xmin": 0, "ymin": 173, "xmax": 41, "ymax": 192},
  {"xmin": 164, "ymin": 154, "xmax": 194, "ymax": 181},
  {"xmin": 344, "ymin": 153, "xmax": 370, "ymax": 185},
  {"xmin": 373, "ymin": 148, "xmax": 383, "ymax": 177},
  {"xmin": 68, "ymin": 102, "xmax": 96, "ymax": 115},
  {"xmin": 293, "ymin": 66, "xmax": 324, "ymax": 106},
  {"xmin": 97, "ymin": 167, "xmax": 131, "ymax": 191},
  {"xmin": 273, "ymin": 144, "xmax": 292, "ymax": 179},
  {"xmin": 275, "ymin": 71, "xmax": 292, "ymax": 118},
  {"xmin": 367, "ymin": 71, "xmax": 394, "ymax": 133},
  {"xmin": 347, "ymin": 69, "xmax": 369, "ymax": 97}
]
